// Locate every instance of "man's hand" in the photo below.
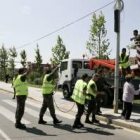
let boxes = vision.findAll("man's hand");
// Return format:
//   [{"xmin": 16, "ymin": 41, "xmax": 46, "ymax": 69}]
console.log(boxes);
[{"xmin": 130, "ymin": 37, "xmax": 134, "ymax": 41}]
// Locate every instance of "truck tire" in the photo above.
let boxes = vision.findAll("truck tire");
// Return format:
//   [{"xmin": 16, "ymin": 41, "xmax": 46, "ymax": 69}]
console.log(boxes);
[
  {"xmin": 102, "ymin": 89, "xmax": 113, "ymax": 107},
  {"xmin": 63, "ymin": 86, "xmax": 70, "ymax": 99}
]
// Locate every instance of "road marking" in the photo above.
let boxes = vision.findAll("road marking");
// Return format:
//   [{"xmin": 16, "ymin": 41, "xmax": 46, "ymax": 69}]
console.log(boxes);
[
  {"xmin": 0, "ymin": 129, "xmax": 11, "ymax": 140},
  {"xmin": 0, "ymin": 105, "xmax": 30, "ymax": 124},
  {"xmin": 3, "ymin": 100, "xmax": 52, "ymax": 122},
  {"xmin": 26, "ymin": 99, "xmax": 75, "ymax": 119}
]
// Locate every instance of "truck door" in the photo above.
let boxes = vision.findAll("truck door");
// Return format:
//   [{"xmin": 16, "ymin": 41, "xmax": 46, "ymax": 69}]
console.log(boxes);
[{"xmin": 58, "ymin": 61, "xmax": 69, "ymax": 85}]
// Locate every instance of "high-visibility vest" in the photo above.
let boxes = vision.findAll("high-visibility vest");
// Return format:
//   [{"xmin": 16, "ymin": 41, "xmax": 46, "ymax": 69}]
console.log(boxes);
[
  {"xmin": 119, "ymin": 55, "xmax": 131, "ymax": 68},
  {"xmin": 71, "ymin": 79, "xmax": 87, "ymax": 105},
  {"xmin": 42, "ymin": 74, "xmax": 54, "ymax": 94},
  {"xmin": 87, "ymin": 79, "xmax": 97, "ymax": 99},
  {"xmin": 14, "ymin": 75, "xmax": 28, "ymax": 96}
]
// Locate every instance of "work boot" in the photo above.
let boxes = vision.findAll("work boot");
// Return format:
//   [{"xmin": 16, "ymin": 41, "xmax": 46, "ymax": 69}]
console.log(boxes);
[
  {"xmin": 53, "ymin": 119, "xmax": 62, "ymax": 125},
  {"xmin": 79, "ymin": 122, "xmax": 84, "ymax": 127},
  {"xmin": 15, "ymin": 123, "xmax": 26, "ymax": 129},
  {"xmin": 38, "ymin": 118, "xmax": 47, "ymax": 124},
  {"xmin": 85, "ymin": 119, "xmax": 93, "ymax": 124},
  {"xmin": 72, "ymin": 124, "xmax": 82, "ymax": 129},
  {"xmin": 85, "ymin": 116, "xmax": 92, "ymax": 124}
]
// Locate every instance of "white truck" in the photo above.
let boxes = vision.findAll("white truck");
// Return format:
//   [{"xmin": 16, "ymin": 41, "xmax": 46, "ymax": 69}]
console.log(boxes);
[{"xmin": 57, "ymin": 58, "xmax": 94, "ymax": 99}]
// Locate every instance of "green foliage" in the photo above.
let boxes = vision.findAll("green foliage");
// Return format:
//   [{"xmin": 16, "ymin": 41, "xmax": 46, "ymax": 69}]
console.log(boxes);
[
  {"xmin": 34, "ymin": 44, "xmax": 42, "ymax": 73},
  {"xmin": 50, "ymin": 35, "xmax": 70, "ymax": 65},
  {"xmin": 8, "ymin": 46, "xmax": 17, "ymax": 77},
  {"xmin": 33, "ymin": 78, "xmax": 42, "ymax": 85},
  {"xmin": 86, "ymin": 12, "xmax": 111, "ymax": 59},
  {"xmin": 20, "ymin": 50, "xmax": 27, "ymax": 68},
  {"xmin": 28, "ymin": 71, "xmax": 41, "ymax": 83},
  {"xmin": 0, "ymin": 44, "xmax": 9, "ymax": 80}
]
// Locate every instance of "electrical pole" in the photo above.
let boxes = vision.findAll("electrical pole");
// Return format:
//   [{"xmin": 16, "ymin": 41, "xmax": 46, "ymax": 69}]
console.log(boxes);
[{"xmin": 114, "ymin": 0, "xmax": 122, "ymax": 113}]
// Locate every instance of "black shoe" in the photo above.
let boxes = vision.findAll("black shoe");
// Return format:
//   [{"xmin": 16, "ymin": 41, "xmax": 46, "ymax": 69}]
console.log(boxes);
[
  {"xmin": 53, "ymin": 119, "xmax": 62, "ymax": 125},
  {"xmin": 85, "ymin": 120, "xmax": 93, "ymax": 124},
  {"xmin": 72, "ymin": 124, "xmax": 82, "ymax": 129},
  {"xmin": 38, "ymin": 119, "xmax": 47, "ymax": 124},
  {"xmin": 15, "ymin": 123, "xmax": 26, "ymax": 129},
  {"xmin": 79, "ymin": 122, "xmax": 84, "ymax": 127},
  {"xmin": 98, "ymin": 110, "xmax": 102, "ymax": 114},
  {"xmin": 92, "ymin": 119, "xmax": 99, "ymax": 123}
]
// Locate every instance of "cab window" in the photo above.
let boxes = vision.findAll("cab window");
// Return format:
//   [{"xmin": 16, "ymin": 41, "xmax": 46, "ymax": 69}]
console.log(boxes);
[
  {"xmin": 60, "ymin": 61, "xmax": 68, "ymax": 71},
  {"xmin": 83, "ymin": 61, "xmax": 90, "ymax": 69},
  {"xmin": 72, "ymin": 61, "xmax": 82, "ymax": 69}
]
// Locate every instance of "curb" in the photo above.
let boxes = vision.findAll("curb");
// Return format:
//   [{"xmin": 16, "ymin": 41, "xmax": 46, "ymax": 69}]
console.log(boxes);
[{"xmin": 96, "ymin": 115, "xmax": 140, "ymax": 132}]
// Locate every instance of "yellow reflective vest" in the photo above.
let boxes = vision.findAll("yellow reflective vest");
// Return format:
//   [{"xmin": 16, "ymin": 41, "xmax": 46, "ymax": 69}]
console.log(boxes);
[
  {"xmin": 119, "ymin": 55, "xmax": 131, "ymax": 69},
  {"xmin": 14, "ymin": 75, "xmax": 28, "ymax": 96},
  {"xmin": 71, "ymin": 79, "xmax": 87, "ymax": 105},
  {"xmin": 42, "ymin": 74, "xmax": 54, "ymax": 94},
  {"xmin": 87, "ymin": 79, "xmax": 97, "ymax": 100}
]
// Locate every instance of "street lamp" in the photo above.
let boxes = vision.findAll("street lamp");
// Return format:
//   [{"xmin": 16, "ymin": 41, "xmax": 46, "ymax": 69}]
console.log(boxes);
[{"xmin": 114, "ymin": 0, "xmax": 123, "ymax": 113}]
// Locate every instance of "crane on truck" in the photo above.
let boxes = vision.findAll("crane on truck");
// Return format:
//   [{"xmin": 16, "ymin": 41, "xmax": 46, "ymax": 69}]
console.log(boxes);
[{"xmin": 89, "ymin": 58, "xmax": 140, "ymax": 105}]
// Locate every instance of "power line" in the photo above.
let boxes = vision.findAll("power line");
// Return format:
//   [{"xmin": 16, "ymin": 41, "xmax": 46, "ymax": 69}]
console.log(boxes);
[{"xmin": 17, "ymin": 0, "xmax": 115, "ymax": 49}]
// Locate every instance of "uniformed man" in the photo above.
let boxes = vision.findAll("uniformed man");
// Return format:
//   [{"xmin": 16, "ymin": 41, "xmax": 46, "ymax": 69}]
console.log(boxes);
[
  {"xmin": 71, "ymin": 73, "xmax": 88, "ymax": 129},
  {"xmin": 14, "ymin": 62, "xmax": 32, "ymax": 129},
  {"xmin": 85, "ymin": 73, "xmax": 102, "ymax": 124},
  {"xmin": 119, "ymin": 48, "xmax": 131, "ymax": 79},
  {"xmin": 38, "ymin": 66, "xmax": 62, "ymax": 125},
  {"xmin": 96, "ymin": 69, "xmax": 111, "ymax": 115}
]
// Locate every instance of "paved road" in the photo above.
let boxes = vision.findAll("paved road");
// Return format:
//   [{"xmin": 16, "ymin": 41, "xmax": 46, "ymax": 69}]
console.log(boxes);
[{"xmin": 0, "ymin": 90, "xmax": 140, "ymax": 140}]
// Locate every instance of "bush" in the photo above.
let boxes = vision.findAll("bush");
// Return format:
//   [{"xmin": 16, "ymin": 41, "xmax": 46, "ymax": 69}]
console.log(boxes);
[
  {"xmin": 29, "ymin": 72, "xmax": 41, "ymax": 83},
  {"xmin": 33, "ymin": 78, "xmax": 42, "ymax": 85}
]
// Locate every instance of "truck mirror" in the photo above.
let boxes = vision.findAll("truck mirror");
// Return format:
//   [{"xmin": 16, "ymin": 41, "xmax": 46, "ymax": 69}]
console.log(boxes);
[{"xmin": 60, "ymin": 66, "xmax": 62, "ymax": 73}]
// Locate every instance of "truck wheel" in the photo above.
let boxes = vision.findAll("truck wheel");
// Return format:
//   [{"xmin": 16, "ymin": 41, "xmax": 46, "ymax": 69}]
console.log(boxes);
[
  {"xmin": 63, "ymin": 86, "xmax": 70, "ymax": 99},
  {"xmin": 102, "ymin": 92, "xmax": 113, "ymax": 107}
]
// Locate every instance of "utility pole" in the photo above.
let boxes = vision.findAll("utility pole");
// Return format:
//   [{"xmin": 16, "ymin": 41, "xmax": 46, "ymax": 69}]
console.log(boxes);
[
  {"xmin": 114, "ymin": 0, "xmax": 123, "ymax": 113},
  {"xmin": 98, "ymin": 31, "xmax": 101, "ymax": 59}
]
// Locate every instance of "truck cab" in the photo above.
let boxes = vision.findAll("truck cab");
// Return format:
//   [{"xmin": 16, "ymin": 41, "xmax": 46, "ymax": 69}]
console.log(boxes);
[{"xmin": 57, "ymin": 58, "xmax": 94, "ymax": 98}]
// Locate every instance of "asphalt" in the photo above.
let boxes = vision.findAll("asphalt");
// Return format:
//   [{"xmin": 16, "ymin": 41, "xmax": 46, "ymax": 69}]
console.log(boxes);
[{"xmin": 0, "ymin": 81, "xmax": 140, "ymax": 132}]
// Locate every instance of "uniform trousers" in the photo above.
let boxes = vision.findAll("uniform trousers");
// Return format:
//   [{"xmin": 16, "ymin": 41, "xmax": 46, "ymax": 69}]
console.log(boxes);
[
  {"xmin": 39, "ymin": 94, "xmax": 56, "ymax": 120},
  {"xmin": 86, "ymin": 95, "xmax": 96, "ymax": 121},
  {"xmin": 15, "ymin": 95, "xmax": 27, "ymax": 124},
  {"xmin": 74, "ymin": 102, "xmax": 84, "ymax": 125}
]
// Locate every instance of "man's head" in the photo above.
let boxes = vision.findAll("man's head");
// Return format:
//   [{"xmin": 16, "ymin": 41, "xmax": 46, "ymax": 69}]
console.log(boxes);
[
  {"xmin": 18, "ymin": 68, "xmax": 25, "ymax": 75},
  {"xmin": 44, "ymin": 66, "xmax": 52, "ymax": 74},
  {"xmin": 133, "ymin": 30, "xmax": 138, "ymax": 37},
  {"xmin": 122, "ymin": 48, "xmax": 126, "ymax": 54},
  {"xmin": 125, "ymin": 74, "xmax": 133, "ymax": 82},
  {"xmin": 97, "ymin": 69, "xmax": 104, "ymax": 77},
  {"xmin": 92, "ymin": 73, "xmax": 99, "ymax": 82},
  {"xmin": 81, "ymin": 73, "xmax": 88, "ymax": 82}
]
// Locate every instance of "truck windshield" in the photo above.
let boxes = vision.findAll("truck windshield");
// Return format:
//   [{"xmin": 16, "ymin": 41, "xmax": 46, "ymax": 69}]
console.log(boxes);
[
  {"xmin": 72, "ymin": 61, "xmax": 82, "ymax": 69},
  {"xmin": 83, "ymin": 61, "xmax": 90, "ymax": 69}
]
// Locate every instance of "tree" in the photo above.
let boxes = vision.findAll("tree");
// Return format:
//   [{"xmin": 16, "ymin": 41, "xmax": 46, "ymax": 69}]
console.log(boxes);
[
  {"xmin": 50, "ymin": 35, "xmax": 70, "ymax": 65},
  {"xmin": 20, "ymin": 50, "xmax": 27, "ymax": 68},
  {"xmin": 86, "ymin": 12, "xmax": 110, "ymax": 60},
  {"xmin": 0, "ymin": 44, "xmax": 9, "ymax": 80},
  {"xmin": 8, "ymin": 46, "xmax": 17, "ymax": 77},
  {"xmin": 34, "ymin": 44, "xmax": 42, "ymax": 73}
]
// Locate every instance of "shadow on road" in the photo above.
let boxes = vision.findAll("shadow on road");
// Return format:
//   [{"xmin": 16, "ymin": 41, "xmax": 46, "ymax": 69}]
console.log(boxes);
[
  {"xmin": 52, "ymin": 123, "xmax": 115, "ymax": 136},
  {"xmin": 94, "ymin": 123, "xmax": 122, "ymax": 130},
  {"xmin": 26, "ymin": 127, "xmax": 57, "ymax": 136}
]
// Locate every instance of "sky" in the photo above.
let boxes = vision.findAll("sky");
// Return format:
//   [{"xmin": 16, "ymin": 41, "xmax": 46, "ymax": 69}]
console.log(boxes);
[{"xmin": 0, "ymin": 0, "xmax": 140, "ymax": 67}]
